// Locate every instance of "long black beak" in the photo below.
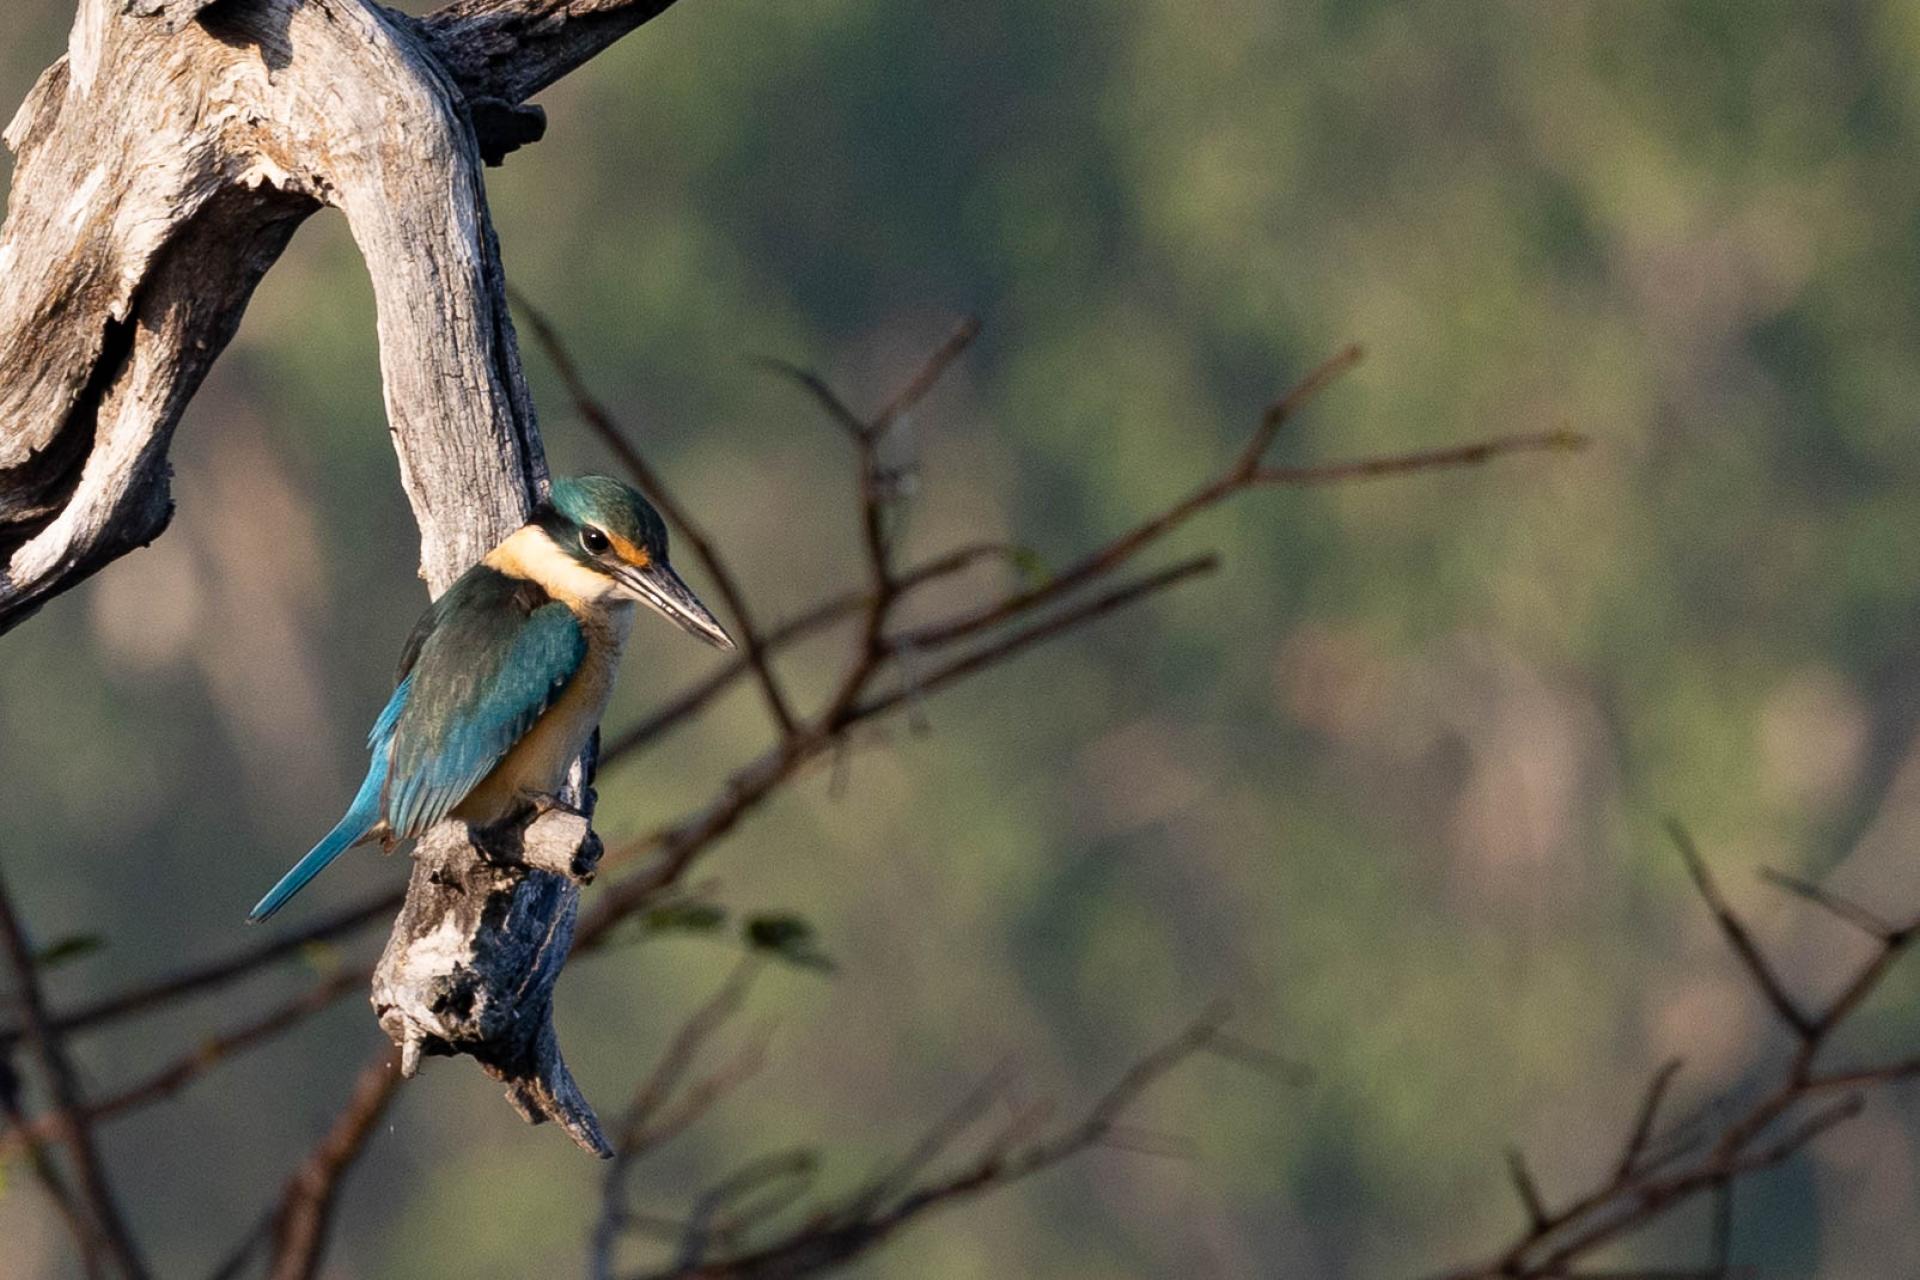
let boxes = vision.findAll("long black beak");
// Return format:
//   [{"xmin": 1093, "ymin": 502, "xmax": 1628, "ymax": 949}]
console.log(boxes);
[{"xmin": 617, "ymin": 560, "xmax": 735, "ymax": 650}]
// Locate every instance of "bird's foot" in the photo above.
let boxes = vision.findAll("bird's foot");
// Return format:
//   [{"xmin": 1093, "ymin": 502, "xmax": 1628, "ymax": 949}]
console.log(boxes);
[
  {"xmin": 525, "ymin": 794, "xmax": 601, "ymax": 881},
  {"xmin": 525, "ymin": 791, "xmax": 586, "ymax": 823},
  {"xmin": 467, "ymin": 794, "xmax": 600, "ymax": 884}
]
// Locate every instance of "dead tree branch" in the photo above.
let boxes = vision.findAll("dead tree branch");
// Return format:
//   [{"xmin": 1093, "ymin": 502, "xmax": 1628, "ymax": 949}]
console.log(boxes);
[
  {"xmin": 0, "ymin": 1059, "xmax": 100, "ymax": 1280},
  {"xmin": 513, "ymin": 290, "xmax": 799, "ymax": 738},
  {"xmin": 1434, "ymin": 824, "xmax": 1920, "ymax": 1279},
  {"xmin": 0, "ymin": 0, "xmax": 704, "ymax": 1160},
  {"xmin": 414, "ymin": 0, "xmax": 689, "ymax": 111},
  {"xmin": 562, "ymin": 330, "xmax": 1571, "ymax": 934},
  {"xmin": 0, "ymin": 303, "xmax": 1576, "ymax": 1277},
  {"xmin": 590, "ymin": 959, "xmax": 771, "ymax": 1280},
  {"xmin": 263, "ymin": 1047, "xmax": 404, "ymax": 1280},
  {"xmin": 0, "ymin": 867, "xmax": 148, "ymax": 1278},
  {"xmin": 597, "ymin": 1006, "xmax": 1296, "ymax": 1280}
]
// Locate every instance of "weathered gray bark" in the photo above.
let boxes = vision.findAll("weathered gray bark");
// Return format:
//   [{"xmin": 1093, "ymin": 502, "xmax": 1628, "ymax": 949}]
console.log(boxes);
[
  {"xmin": 374, "ymin": 801, "xmax": 610, "ymax": 1155},
  {"xmin": 0, "ymin": 0, "xmax": 687, "ymax": 1155}
]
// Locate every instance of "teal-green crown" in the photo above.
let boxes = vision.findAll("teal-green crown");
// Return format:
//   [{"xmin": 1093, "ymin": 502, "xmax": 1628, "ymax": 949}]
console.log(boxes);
[{"xmin": 545, "ymin": 475, "xmax": 670, "ymax": 562}]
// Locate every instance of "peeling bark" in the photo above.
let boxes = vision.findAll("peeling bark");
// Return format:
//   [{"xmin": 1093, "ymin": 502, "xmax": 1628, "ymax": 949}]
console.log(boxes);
[{"xmin": 0, "ymin": 0, "xmax": 688, "ymax": 1153}]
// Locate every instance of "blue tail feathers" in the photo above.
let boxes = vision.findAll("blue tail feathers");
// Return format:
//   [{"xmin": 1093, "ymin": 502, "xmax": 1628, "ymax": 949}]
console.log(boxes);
[{"xmin": 247, "ymin": 748, "xmax": 389, "ymax": 923}]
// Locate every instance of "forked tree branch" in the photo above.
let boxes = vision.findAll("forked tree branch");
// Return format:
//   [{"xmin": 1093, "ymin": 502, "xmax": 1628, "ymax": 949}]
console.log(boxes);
[
  {"xmin": 512, "ymin": 291, "xmax": 799, "ymax": 738},
  {"xmin": 0, "ymin": 868, "xmax": 147, "ymax": 1279},
  {"xmin": 602, "ymin": 1004, "xmax": 1305, "ymax": 1280},
  {"xmin": 240, "ymin": 327, "xmax": 1566, "ymax": 1275},
  {"xmin": 0, "ymin": 305, "xmax": 1574, "ymax": 1277},
  {"xmin": 1436, "ymin": 823, "xmax": 1920, "ymax": 1280},
  {"xmin": 0, "ymin": 0, "xmax": 716, "ymax": 1163}
]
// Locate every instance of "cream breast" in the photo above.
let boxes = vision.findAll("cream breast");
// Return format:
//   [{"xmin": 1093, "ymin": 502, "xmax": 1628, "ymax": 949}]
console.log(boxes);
[{"xmin": 453, "ymin": 534, "xmax": 636, "ymax": 826}]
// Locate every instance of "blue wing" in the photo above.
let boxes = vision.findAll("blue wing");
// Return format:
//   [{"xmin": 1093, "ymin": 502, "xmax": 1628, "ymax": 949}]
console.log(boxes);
[
  {"xmin": 248, "ymin": 674, "xmax": 412, "ymax": 922},
  {"xmin": 248, "ymin": 567, "xmax": 584, "ymax": 922},
  {"xmin": 382, "ymin": 569, "xmax": 587, "ymax": 839}
]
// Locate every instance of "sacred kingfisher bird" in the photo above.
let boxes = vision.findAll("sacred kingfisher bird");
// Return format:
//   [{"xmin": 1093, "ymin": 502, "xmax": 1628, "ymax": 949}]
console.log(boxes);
[{"xmin": 248, "ymin": 476, "xmax": 734, "ymax": 922}]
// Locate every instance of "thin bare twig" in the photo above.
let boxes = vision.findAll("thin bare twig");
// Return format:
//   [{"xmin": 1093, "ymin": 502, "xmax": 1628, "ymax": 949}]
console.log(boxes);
[
  {"xmin": 1759, "ymin": 868, "xmax": 1895, "ymax": 942},
  {"xmin": 1250, "ymin": 430, "xmax": 1584, "ymax": 488},
  {"xmin": 0, "ymin": 867, "xmax": 149, "ymax": 1279},
  {"xmin": 847, "ymin": 1061, "xmax": 1018, "ymax": 1219},
  {"xmin": 761, "ymin": 315, "xmax": 986, "ymax": 744},
  {"xmin": 592, "ymin": 959, "xmax": 770, "ymax": 1279},
  {"xmin": 205, "ymin": 1204, "xmax": 278, "ymax": 1280},
  {"xmin": 617, "ymin": 960, "xmax": 767, "ymax": 1151},
  {"xmin": 1235, "ymin": 343, "xmax": 1367, "ymax": 474},
  {"xmin": 870, "ymin": 316, "xmax": 982, "ymax": 433},
  {"xmin": 754, "ymin": 358, "xmax": 867, "ymax": 441},
  {"xmin": 624, "ymin": 1005, "xmax": 1280, "ymax": 1279},
  {"xmin": 0, "ymin": 891, "xmax": 397, "ymax": 1052},
  {"xmin": 51, "ymin": 322, "xmax": 1571, "ymax": 1279},
  {"xmin": 900, "ymin": 380, "xmax": 1578, "ymax": 657},
  {"xmin": 1505, "ymin": 1148, "xmax": 1549, "ymax": 1232},
  {"xmin": 676, "ymin": 1149, "xmax": 822, "ymax": 1269},
  {"xmin": 1434, "ymin": 831, "xmax": 1920, "ymax": 1280},
  {"xmin": 580, "ymin": 556, "xmax": 1220, "ymax": 929},
  {"xmin": 599, "ymin": 540, "xmax": 1018, "ymax": 765},
  {"xmin": 1614, "ymin": 1058, "xmax": 1684, "ymax": 1184},
  {"xmin": 262, "ymin": 1046, "xmax": 403, "ymax": 1280},
  {"xmin": 0, "ymin": 1060, "xmax": 100, "ymax": 1279},
  {"xmin": 1666, "ymin": 821, "xmax": 1812, "ymax": 1039},
  {"xmin": 0, "ymin": 968, "xmax": 370, "ymax": 1163},
  {"xmin": 514, "ymin": 290, "xmax": 799, "ymax": 739}
]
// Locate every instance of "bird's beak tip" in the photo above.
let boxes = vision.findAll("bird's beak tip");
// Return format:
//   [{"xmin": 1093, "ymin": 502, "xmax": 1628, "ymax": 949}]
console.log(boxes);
[
  {"xmin": 687, "ymin": 610, "xmax": 736, "ymax": 651},
  {"xmin": 621, "ymin": 562, "xmax": 736, "ymax": 652},
  {"xmin": 686, "ymin": 616, "xmax": 736, "ymax": 652}
]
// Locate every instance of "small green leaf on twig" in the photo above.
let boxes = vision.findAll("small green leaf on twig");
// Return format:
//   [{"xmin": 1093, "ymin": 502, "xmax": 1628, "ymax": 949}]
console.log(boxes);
[
  {"xmin": 32, "ymin": 934, "xmax": 104, "ymax": 969},
  {"xmin": 647, "ymin": 902, "xmax": 729, "ymax": 935},
  {"xmin": 745, "ymin": 913, "xmax": 835, "ymax": 972}
]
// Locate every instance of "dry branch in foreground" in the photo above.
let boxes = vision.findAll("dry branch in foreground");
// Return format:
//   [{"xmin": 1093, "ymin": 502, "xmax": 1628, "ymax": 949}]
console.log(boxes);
[{"xmin": 1, "ymin": 307, "xmax": 1573, "ymax": 1278}]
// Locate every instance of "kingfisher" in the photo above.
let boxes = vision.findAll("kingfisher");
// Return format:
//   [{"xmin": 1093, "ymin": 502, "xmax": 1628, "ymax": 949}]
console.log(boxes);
[{"xmin": 248, "ymin": 476, "xmax": 734, "ymax": 922}]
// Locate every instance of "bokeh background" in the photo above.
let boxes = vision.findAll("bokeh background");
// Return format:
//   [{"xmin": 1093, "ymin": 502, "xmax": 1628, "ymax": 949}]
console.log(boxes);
[{"xmin": 5, "ymin": 2, "xmax": 1920, "ymax": 1276}]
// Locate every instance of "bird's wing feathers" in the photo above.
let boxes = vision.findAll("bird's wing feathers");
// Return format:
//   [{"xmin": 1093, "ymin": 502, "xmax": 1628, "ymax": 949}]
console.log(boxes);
[
  {"xmin": 381, "ymin": 569, "xmax": 587, "ymax": 838},
  {"xmin": 367, "ymin": 671, "xmax": 413, "ymax": 752}
]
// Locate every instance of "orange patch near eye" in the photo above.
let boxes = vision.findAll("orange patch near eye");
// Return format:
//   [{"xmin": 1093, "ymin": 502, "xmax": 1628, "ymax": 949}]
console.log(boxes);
[{"xmin": 606, "ymin": 531, "xmax": 651, "ymax": 569}]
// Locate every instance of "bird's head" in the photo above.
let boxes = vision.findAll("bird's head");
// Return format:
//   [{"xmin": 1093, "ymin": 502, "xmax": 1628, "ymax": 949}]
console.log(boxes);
[{"xmin": 536, "ymin": 475, "xmax": 735, "ymax": 650}]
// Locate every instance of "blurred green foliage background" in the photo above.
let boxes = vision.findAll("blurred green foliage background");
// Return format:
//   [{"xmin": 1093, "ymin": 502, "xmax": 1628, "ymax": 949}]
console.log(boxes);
[{"xmin": 5, "ymin": 2, "xmax": 1920, "ymax": 1275}]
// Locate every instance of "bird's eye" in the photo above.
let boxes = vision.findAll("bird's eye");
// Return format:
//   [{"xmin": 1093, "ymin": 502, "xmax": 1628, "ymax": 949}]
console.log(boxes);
[{"xmin": 581, "ymin": 528, "xmax": 611, "ymax": 555}]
